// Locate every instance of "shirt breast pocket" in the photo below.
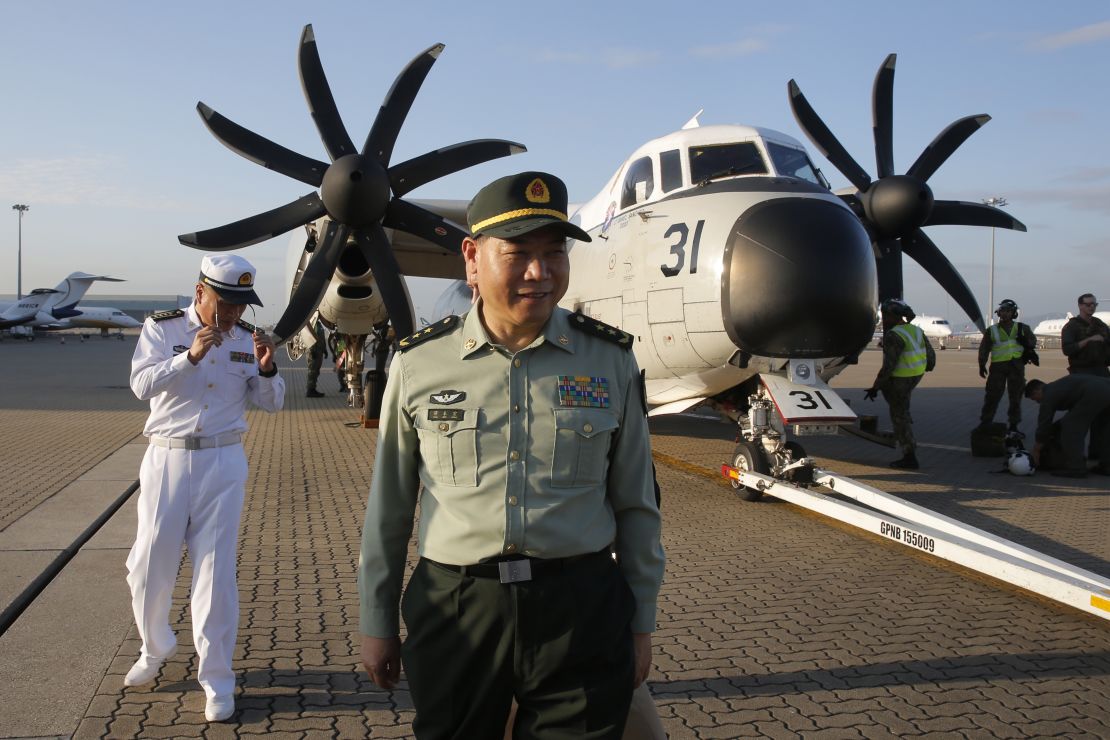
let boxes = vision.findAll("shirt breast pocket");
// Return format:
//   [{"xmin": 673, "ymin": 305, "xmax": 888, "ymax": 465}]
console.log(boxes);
[
  {"xmin": 220, "ymin": 364, "xmax": 255, "ymax": 399},
  {"xmin": 551, "ymin": 408, "xmax": 619, "ymax": 488},
  {"xmin": 415, "ymin": 408, "xmax": 480, "ymax": 488}
]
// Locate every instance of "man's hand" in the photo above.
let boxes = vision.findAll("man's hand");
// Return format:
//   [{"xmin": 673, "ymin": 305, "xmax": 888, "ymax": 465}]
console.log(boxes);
[
  {"xmin": 632, "ymin": 632, "xmax": 652, "ymax": 688},
  {"xmin": 864, "ymin": 388, "xmax": 879, "ymax": 402},
  {"xmin": 361, "ymin": 635, "xmax": 402, "ymax": 690},
  {"xmin": 187, "ymin": 325, "xmax": 223, "ymax": 364},
  {"xmin": 979, "ymin": 365, "xmax": 988, "ymax": 379},
  {"xmin": 253, "ymin": 330, "xmax": 276, "ymax": 372}
]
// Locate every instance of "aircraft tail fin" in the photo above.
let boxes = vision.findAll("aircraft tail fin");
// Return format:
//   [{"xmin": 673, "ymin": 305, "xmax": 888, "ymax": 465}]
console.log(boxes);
[{"xmin": 45, "ymin": 272, "xmax": 125, "ymax": 312}]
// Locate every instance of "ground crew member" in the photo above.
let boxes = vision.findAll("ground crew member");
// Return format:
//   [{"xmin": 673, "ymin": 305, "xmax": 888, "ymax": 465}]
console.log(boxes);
[
  {"xmin": 125, "ymin": 254, "xmax": 285, "ymax": 723},
  {"xmin": 305, "ymin": 318, "xmax": 327, "ymax": 397},
  {"xmin": 1025, "ymin": 376, "xmax": 1110, "ymax": 477},
  {"xmin": 1062, "ymin": 293, "xmax": 1109, "ymax": 377},
  {"xmin": 977, "ymin": 299, "xmax": 1038, "ymax": 434},
  {"xmin": 328, "ymin": 331, "xmax": 349, "ymax": 393},
  {"xmin": 358, "ymin": 171, "xmax": 665, "ymax": 739},
  {"xmin": 865, "ymin": 298, "xmax": 936, "ymax": 469}
]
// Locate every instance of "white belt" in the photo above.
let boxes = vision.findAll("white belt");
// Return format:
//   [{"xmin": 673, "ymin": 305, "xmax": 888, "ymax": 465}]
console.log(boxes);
[{"xmin": 149, "ymin": 433, "xmax": 242, "ymax": 450}]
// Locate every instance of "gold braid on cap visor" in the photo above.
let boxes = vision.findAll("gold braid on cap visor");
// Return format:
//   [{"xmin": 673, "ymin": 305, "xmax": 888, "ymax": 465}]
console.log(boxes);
[
  {"xmin": 470, "ymin": 208, "xmax": 568, "ymax": 234},
  {"xmin": 202, "ymin": 275, "xmax": 253, "ymax": 291}
]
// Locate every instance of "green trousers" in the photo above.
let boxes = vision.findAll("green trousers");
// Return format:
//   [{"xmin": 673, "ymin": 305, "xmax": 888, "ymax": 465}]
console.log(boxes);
[{"xmin": 400, "ymin": 552, "xmax": 635, "ymax": 740}]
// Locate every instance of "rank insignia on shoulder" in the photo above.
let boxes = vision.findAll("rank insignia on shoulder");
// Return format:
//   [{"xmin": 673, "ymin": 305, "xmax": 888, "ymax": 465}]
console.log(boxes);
[
  {"xmin": 236, "ymin": 318, "xmax": 259, "ymax": 333},
  {"xmin": 150, "ymin": 309, "xmax": 184, "ymax": 322},
  {"xmin": 173, "ymin": 344, "xmax": 189, "ymax": 354},
  {"xmin": 569, "ymin": 313, "xmax": 633, "ymax": 349},
  {"xmin": 398, "ymin": 315, "xmax": 459, "ymax": 351}
]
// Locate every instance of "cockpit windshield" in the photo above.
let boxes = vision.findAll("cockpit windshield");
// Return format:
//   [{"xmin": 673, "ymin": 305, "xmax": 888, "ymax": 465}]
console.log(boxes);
[
  {"xmin": 766, "ymin": 142, "xmax": 824, "ymax": 187},
  {"xmin": 689, "ymin": 142, "xmax": 767, "ymax": 185}
]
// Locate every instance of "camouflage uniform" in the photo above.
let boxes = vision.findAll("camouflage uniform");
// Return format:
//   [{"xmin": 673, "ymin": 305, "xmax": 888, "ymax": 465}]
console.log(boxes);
[
  {"xmin": 306, "ymin": 321, "xmax": 325, "ymax": 392},
  {"xmin": 978, "ymin": 321, "xmax": 1037, "ymax": 427},
  {"xmin": 873, "ymin": 324, "xmax": 936, "ymax": 456}
]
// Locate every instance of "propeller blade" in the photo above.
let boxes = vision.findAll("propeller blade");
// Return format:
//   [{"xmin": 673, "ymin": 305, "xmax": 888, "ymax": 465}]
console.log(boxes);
[
  {"xmin": 355, "ymin": 227, "xmax": 415, "ymax": 338},
  {"xmin": 925, "ymin": 200, "xmax": 1028, "ymax": 231},
  {"xmin": 363, "ymin": 43, "xmax": 445, "ymax": 166},
  {"xmin": 872, "ymin": 54, "xmax": 896, "ymax": 179},
  {"xmin": 272, "ymin": 220, "xmax": 350, "ymax": 343},
  {"xmin": 384, "ymin": 199, "xmax": 468, "ymax": 253},
  {"xmin": 902, "ymin": 229, "xmax": 985, "ymax": 331},
  {"xmin": 298, "ymin": 24, "xmax": 356, "ymax": 161},
  {"xmin": 389, "ymin": 139, "xmax": 527, "ymax": 197},
  {"xmin": 905, "ymin": 114, "xmax": 991, "ymax": 182},
  {"xmin": 788, "ymin": 80, "xmax": 872, "ymax": 192},
  {"xmin": 178, "ymin": 193, "xmax": 325, "ymax": 250},
  {"xmin": 196, "ymin": 103, "xmax": 327, "ymax": 187},
  {"xmin": 874, "ymin": 237, "xmax": 904, "ymax": 303}
]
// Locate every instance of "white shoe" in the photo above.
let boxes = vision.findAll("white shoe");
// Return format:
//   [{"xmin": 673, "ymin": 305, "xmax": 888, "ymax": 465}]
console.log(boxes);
[
  {"xmin": 205, "ymin": 694, "xmax": 235, "ymax": 722},
  {"xmin": 124, "ymin": 645, "xmax": 177, "ymax": 687}
]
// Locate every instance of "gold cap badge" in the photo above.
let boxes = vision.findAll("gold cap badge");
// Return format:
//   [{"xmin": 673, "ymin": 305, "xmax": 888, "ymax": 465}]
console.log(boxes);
[{"xmin": 525, "ymin": 178, "xmax": 551, "ymax": 204}]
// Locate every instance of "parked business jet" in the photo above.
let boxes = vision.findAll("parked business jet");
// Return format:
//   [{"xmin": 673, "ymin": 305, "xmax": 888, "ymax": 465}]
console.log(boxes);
[
  {"xmin": 911, "ymin": 315, "xmax": 954, "ymax": 349},
  {"xmin": 1033, "ymin": 311, "xmax": 1110, "ymax": 338},
  {"xmin": 1, "ymin": 272, "xmax": 128, "ymax": 338}
]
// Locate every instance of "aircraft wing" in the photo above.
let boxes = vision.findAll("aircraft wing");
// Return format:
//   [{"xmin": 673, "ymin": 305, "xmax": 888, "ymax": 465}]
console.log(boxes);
[{"xmin": 387, "ymin": 198, "xmax": 469, "ymax": 281}]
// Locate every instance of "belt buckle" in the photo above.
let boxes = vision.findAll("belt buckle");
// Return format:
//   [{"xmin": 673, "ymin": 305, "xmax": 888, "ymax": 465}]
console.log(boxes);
[
  {"xmin": 184, "ymin": 437, "xmax": 201, "ymax": 450},
  {"xmin": 498, "ymin": 559, "xmax": 532, "ymax": 584}
]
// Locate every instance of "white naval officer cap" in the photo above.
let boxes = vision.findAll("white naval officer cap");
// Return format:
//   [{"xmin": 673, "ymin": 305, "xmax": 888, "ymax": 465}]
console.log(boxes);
[{"xmin": 198, "ymin": 253, "xmax": 263, "ymax": 306}]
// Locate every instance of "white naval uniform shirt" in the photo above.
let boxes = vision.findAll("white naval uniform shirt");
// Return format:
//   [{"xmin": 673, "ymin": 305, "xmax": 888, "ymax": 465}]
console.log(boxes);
[{"xmin": 130, "ymin": 303, "xmax": 285, "ymax": 436}]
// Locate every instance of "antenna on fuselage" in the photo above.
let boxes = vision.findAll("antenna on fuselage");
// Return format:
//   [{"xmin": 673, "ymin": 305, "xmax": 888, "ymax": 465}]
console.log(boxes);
[{"xmin": 681, "ymin": 110, "xmax": 703, "ymax": 129}]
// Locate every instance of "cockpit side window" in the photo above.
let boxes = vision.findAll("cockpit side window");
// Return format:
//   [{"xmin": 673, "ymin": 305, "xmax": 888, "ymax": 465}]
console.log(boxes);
[
  {"xmin": 620, "ymin": 156, "xmax": 655, "ymax": 210},
  {"xmin": 766, "ymin": 141, "xmax": 823, "ymax": 187},
  {"xmin": 660, "ymin": 149, "xmax": 682, "ymax": 193},
  {"xmin": 689, "ymin": 142, "xmax": 767, "ymax": 185}
]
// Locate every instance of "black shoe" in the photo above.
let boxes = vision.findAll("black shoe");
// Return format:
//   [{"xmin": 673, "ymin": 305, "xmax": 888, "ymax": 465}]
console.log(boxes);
[
  {"xmin": 890, "ymin": 454, "xmax": 919, "ymax": 470},
  {"xmin": 1050, "ymin": 469, "xmax": 1087, "ymax": 479},
  {"xmin": 306, "ymin": 389, "xmax": 325, "ymax": 398}
]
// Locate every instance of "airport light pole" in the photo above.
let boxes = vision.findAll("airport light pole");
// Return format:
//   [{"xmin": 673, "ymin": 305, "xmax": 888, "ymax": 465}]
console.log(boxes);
[
  {"xmin": 12, "ymin": 204, "xmax": 29, "ymax": 300},
  {"xmin": 982, "ymin": 197, "xmax": 1007, "ymax": 325}
]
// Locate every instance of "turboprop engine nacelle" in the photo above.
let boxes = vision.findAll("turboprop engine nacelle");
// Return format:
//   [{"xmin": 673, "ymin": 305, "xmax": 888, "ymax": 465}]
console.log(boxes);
[{"xmin": 316, "ymin": 239, "xmax": 389, "ymax": 335}]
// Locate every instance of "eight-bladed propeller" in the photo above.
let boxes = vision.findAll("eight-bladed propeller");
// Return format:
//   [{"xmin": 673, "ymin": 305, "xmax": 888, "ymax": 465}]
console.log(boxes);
[
  {"xmin": 178, "ymin": 25, "xmax": 525, "ymax": 343},
  {"xmin": 788, "ymin": 54, "xmax": 1026, "ymax": 331}
]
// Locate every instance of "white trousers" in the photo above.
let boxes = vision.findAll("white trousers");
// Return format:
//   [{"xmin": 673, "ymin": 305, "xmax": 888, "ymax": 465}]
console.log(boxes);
[{"xmin": 126, "ymin": 443, "xmax": 248, "ymax": 699}]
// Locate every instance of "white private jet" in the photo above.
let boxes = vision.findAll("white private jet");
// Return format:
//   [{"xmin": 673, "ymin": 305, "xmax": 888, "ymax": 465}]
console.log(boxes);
[
  {"xmin": 1033, "ymin": 311, "xmax": 1110, "ymax": 338},
  {"xmin": 179, "ymin": 27, "xmax": 1025, "ymax": 482},
  {"xmin": 1, "ymin": 272, "xmax": 132, "ymax": 338},
  {"xmin": 911, "ymin": 315, "xmax": 954, "ymax": 349}
]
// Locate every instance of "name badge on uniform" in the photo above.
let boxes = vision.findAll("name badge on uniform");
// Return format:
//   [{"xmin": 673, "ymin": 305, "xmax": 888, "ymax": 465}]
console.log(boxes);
[
  {"xmin": 428, "ymin": 408, "xmax": 465, "ymax": 422},
  {"xmin": 229, "ymin": 351, "xmax": 255, "ymax": 364},
  {"xmin": 557, "ymin": 376, "xmax": 610, "ymax": 408},
  {"xmin": 172, "ymin": 345, "xmax": 189, "ymax": 354}
]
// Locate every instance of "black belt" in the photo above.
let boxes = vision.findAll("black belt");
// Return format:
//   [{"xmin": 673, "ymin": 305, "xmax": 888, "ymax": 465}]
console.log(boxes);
[{"xmin": 422, "ymin": 547, "xmax": 611, "ymax": 582}]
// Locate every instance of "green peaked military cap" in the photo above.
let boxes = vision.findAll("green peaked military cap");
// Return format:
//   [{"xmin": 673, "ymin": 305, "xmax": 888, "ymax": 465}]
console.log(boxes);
[{"xmin": 467, "ymin": 171, "xmax": 591, "ymax": 242}]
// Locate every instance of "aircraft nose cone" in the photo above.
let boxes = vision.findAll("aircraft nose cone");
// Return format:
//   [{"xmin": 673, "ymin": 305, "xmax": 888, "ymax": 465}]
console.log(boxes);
[{"xmin": 722, "ymin": 197, "xmax": 877, "ymax": 358}]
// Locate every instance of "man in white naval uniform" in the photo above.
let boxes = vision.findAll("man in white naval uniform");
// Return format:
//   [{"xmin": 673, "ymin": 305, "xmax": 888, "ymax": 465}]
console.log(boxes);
[{"xmin": 125, "ymin": 254, "xmax": 285, "ymax": 722}]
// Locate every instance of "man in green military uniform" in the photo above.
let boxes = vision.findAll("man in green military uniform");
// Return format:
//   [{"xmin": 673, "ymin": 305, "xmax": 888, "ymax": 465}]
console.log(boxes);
[
  {"xmin": 1061, "ymin": 293, "xmax": 1109, "ymax": 378},
  {"xmin": 977, "ymin": 299, "xmax": 1038, "ymax": 434},
  {"xmin": 305, "ymin": 318, "xmax": 326, "ymax": 397},
  {"xmin": 865, "ymin": 299, "xmax": 936, "ymax": 469},
  {"xmin": 358, "ymin": 171, "xmax": 665, "ymax": 739}
]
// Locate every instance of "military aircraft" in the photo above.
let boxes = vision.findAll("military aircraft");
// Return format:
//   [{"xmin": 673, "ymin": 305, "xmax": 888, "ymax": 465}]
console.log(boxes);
[{"xmin": 179, "ymin": 26, "xmax": 1025, "ymax": 487}]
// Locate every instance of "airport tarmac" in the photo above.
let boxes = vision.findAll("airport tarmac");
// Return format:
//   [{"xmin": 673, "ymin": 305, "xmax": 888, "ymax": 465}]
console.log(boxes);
[{"xmin": 0, "ymin": 334, "xmax": 1107, "ymax": 739}]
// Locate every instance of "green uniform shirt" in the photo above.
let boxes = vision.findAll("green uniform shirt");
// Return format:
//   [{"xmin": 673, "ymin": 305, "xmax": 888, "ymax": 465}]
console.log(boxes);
[{"xmin": 359, "ymin": 305, "xmax": 665, "ymax": 637}]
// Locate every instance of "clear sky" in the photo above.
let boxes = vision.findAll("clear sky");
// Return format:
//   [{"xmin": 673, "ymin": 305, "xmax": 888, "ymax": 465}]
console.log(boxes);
[{"xmin": 1, "ymin": 1, "xmax": 1107, "ymax": 327}]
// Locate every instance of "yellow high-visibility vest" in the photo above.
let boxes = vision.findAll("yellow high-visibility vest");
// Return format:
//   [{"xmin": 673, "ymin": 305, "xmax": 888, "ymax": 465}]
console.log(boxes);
[
  {"xmin": 989, "ymin": 323, "xmax": 1023, "ymax": 363},
  {"xmin": 890, "ymin": 324, "xmax": 927, "ymax": 377}
]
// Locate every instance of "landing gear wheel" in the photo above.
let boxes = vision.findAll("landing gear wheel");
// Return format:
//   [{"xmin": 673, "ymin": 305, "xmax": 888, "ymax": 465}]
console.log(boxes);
[
  {"xmin": 783, "ymin": 441, "xmax": 814, "ymax": 485},
  {"xmin": 730, "ymin": 440, "xmax": 769, "ymax": 501}
]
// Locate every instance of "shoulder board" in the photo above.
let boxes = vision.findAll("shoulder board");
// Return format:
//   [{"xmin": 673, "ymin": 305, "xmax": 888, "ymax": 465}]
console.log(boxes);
[
  {"xmin": 397, "ymin": 315, "xmax": 460, "ymax": 352},
  {"xmin": 150, "ymin": 309, "xmax": 184, "ymax": 323},
  {"xmin": 569, "ymin": 312, "xmax": 634, "ymax": 350},
  {"xmin": 237, "ymin": 318, "xmax": 259, "ymax": 333}
]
